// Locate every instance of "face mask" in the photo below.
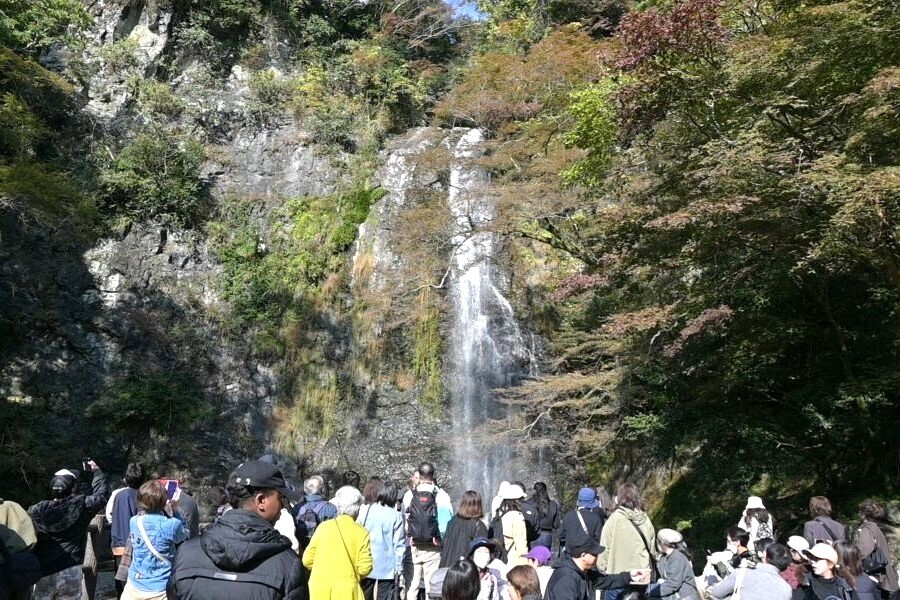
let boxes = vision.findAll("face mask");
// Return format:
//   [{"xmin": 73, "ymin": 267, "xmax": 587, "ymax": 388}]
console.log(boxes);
[{"xmin": 473, "ymin": 551, "xmax": 491, "ymax": 569}]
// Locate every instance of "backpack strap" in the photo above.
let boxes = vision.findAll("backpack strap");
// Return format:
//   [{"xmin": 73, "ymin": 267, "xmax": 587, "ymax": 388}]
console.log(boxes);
[{"xmin": 136, "ymin": 515, "xmax": 170, "ymax": 565}]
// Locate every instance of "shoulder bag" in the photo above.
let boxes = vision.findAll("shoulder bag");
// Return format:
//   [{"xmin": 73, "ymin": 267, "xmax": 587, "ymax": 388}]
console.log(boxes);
[
  {"xmin": 626, "ymin": 514, "xmax": 659, "ymax": 580},
  {"xmin": 137, "ymin": 515, "xmax": 170, "ymax": 564}
]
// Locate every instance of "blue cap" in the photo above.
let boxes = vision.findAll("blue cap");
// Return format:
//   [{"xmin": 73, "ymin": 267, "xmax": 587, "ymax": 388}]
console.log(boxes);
[{"xmin": 577, "ymin": 487, "xmax": 599, "ymax": 509}]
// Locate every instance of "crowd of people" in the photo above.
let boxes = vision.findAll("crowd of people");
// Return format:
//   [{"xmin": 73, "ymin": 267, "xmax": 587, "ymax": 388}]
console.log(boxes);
[{"xmin": 1, "ymin": 458, "xmax": 898, "ymax": 600}]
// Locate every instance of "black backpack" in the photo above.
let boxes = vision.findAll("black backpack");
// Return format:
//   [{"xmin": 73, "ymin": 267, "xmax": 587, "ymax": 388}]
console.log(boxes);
[
  {"xmin": 520, "ymin": 501, "xmax": 541, "ymax": 543},
  {"xmin": 487, "ymin": 515, "xmax": 508, "ymax": 562},
  {"xmin": 408, "ymin": 489, "xmax": 441, "ymax": 544}
]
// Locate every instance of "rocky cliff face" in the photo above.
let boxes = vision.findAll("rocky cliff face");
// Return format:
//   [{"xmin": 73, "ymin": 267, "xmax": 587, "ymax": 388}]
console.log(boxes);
[{"xmin": 0, "ymin": 0, "xmax": 546, "ymax": 502}]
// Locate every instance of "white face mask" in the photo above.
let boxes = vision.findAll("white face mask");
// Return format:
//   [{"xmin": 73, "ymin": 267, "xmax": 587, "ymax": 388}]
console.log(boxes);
[{"xmin": 473, "ymin": 549, "xmax": 491, "ymax": 569}]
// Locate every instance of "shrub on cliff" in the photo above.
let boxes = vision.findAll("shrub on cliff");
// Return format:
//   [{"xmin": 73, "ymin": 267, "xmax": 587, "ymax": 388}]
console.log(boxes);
[{"xmin": 97, "ymin": 128, "xmax": 208, "ymax": 227}]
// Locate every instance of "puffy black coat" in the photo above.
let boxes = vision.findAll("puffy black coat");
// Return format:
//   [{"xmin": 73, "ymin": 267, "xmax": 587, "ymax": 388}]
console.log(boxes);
[
  {"xmin": 27, "ymin": 470, "xmax": 109, "ymax": 576},
  {"xmin": 167, "ymin": 509, "xmax": 307, "ymax": 600},
  {"xmin": 544, "ymin": 557, "xmax": 630, "ymax": 600}
]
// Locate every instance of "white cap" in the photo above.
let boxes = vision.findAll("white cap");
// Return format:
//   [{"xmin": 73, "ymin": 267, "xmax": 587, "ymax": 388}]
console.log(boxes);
[{"xmin": 787, "ymin": 535, "xmax": 810, "ymax": 553}]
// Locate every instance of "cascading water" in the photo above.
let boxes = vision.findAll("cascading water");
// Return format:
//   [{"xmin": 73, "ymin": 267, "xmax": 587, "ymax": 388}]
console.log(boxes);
[{"xmin": 446, "ymin": 128, "xmax": 537, "ymax": 500}]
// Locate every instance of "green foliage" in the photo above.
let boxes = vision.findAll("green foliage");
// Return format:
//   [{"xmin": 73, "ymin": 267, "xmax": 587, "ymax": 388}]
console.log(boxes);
[
  {"xmin": 0, "ymin": 48, "xmax": 75, "ymax": 124},
  {"xmin": 98, "ymin": 37, "xmax": 140, "ymax": 71},
  {"xmin": 87, "ymin": 370, "xmax": 209, "ymax": 444},
  {"xmin": 212, "ymin": 185, "xmax": 383, "ymax": 328},
  {"xmin": 412, "ymin": 288, "xmax": 444, "ymax": 414},
  {"xmin": 463, "ymin": 0, "xmax": 900, "ymax": 523},
  {"xmin": 248, "ymin": 68, "xmax": 292, "ymax": 124},
  {"xmin": 136, "ymin": 81, "xmax": 185, "ymax": 119},
  {"xmin": 0, "ymin": 162, "xmax": 96, "ymax": 225},
  {"xmin": 0, "ymin": 92, "xmax": 46, "ymax": 157},
  {"xmin": 0, "ymin": 0, "xmax": 92, "ymax": 53},
  {"xmin": 561, "ymin": 79, "xmax": 621, "ymax": 186},
  {"xmin": 210, "ymin": 184, "xmax": 381, "ymax": 446},
  {"xmin": 97, "ymin": 129, "xmax": 207, "ymax": 226},
  {"xmin": 435, "ymin": 26, "xmax": 601, "ymax": 131}
]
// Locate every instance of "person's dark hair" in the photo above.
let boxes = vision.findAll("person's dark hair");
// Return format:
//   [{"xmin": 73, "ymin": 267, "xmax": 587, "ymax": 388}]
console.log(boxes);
[
  {"xmin": 226, "ymin": 482, "xmax": 258, "ymax": 508},
  {"xmin": 343, "ymin": 470, "xmax": 361, "ymax": 489},
  {"xmin": 750, "ymin": 508, "xmax": 770, "ymax": 523},
  {"xmin": 532, "ymin": 482, "xmax": 550, "ymax": 516},
  {"xmin": 137, "ymin": 480, "xmax": 168, "ymax": 513},
  {"xmin": 727, "ymin": 526, "xmax": 750, "ymax": 547},
  {"xmin": 834, "ymin": 541, "xmax": 863, "ymax": 583},
  {"xmin": 442, "ymin": 559, "xmax": 480, "ymax": 600},
  {"xmin": 615, "ymin": 483, "xmax": 644, "ymax": 511},
  {"xmin": 362, "ymin": 477, "xmax": 383, "ymax": 504},
  {"xmin": 457, "ymin": 490, "xmax": 485, "ymax": 520},
  {"xmin": 507, "ymin": 565, "xmax": 541, "ymax": 597},
  {"xmin": 755, "ymin": 538, "xmax": 775, "ymax": 557},
  {"xmin": 378, "ymin": 479, "xmax": 399, "ymax": 507},
  {"xmin": 809, "ymin": 496, "xmax": 833, "ymax": 518},
  {"xmin": 124, "ymin": 463, "xmax": 145, "ymax": 489},
  {"xmin": 418, "ymin": 462, "xmax": 435, "ymax": 482},
  {"xmin": 498, "ymin": 498, "xmax": 521, "ymax": 515},
  {"xmin": 765, "ymin": 543, "xmax": 792, "ymax": 572},
  {"xmin": 859, "ymin": 498, "xmax": 885, "ymax": 521}
]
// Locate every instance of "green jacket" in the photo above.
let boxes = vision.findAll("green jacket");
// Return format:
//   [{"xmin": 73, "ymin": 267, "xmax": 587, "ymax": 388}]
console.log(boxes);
[{"xmin": 597, "ymin": 507, "xmax": 655, "ymax": 574}]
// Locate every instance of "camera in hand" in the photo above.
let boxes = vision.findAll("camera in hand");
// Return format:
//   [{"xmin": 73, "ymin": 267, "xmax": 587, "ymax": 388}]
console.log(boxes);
[{"xmin": 82, "ymin": 458, "xmax": 92, "ymax": 472}]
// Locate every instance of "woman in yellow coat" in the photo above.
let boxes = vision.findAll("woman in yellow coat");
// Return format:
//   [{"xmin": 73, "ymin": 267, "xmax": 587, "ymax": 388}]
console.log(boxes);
[{"xmin": 302, "ymin": 485, "xmax": 374, "ymax": 600}]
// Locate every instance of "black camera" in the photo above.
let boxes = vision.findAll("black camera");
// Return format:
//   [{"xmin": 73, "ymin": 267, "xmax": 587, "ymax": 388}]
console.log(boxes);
[{"xmin": 82, "ymin": 457, "xmax": 92, "ymax": 472}]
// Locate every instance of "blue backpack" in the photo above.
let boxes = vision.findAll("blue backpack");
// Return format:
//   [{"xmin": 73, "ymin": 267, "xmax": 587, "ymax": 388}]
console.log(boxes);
[{"xmin": 294, "ymin": 500, "xmax": 330, "ymax": 540}]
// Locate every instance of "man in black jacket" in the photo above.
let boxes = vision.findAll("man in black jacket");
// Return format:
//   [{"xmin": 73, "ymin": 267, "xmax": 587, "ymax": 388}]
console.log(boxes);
[
  {"xmin": 167, "ymin": 460, "xmax": 308, "ymax": 600},
  {"xmin": 545, "ymin": 535, "xmax": 645, "ymax": 600},
  {"xmin": 28, "ymin": 461, "xmax": 109, "ymax": 600},
  {"xmin": 558, "ymin": 487, "xmax": 605, "ymax": 556}
]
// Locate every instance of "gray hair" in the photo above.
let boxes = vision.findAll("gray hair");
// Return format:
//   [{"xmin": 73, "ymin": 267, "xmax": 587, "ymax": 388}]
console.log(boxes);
[
  {"xmin": 304, "ymin": 475, "xmax": 325, "ymax": 495},
  {"xmin": 331, "ymin": 486, "xmax": 363, "ymax": 518}
]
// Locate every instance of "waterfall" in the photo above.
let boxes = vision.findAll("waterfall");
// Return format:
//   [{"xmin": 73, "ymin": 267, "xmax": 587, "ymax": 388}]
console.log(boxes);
[{"xmin": 446, "ymin": 128, "xmax": 537, "ymax": 501}]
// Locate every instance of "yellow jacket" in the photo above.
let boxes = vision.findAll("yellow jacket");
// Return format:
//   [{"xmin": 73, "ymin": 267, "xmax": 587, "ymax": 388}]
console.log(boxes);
[
  {"xmin": 302, "ymin": 514, "xmax": 373, "ymax": 600},
  {"xmin": 501, "ymin": 511, "xmax": 529, "ymax": 566}
]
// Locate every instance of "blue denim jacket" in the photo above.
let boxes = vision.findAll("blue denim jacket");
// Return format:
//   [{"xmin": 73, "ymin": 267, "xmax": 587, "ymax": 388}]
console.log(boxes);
[
  {"xmin": 358, "ymin": 503, "xmax": 405, "ymax": 580},
  {"xmin": 128, "ymin": 511, "xmax": 189, "ymax": 592}
]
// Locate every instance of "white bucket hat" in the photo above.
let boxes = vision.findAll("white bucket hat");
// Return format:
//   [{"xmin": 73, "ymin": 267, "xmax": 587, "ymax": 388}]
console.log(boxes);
[
  {"xmin": 744, "ymin": 496, "xmax": 766, "ymax": 510},
  {"xmin": 498, "ymin": 481, "xmax": 526, "ymax": 500}
]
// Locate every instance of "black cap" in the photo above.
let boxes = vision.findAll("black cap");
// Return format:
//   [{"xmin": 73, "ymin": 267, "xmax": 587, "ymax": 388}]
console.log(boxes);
[
  {"xmin": 468, "ymin": 537, "xmax": 497, "ymax": 557},
  {"xmin": 568, "ymin": 534, "xmax": 604, "ymax": 557},
  {"xmin": 229, "ymin": 460, "xmax": 301, "ymax": 501}
]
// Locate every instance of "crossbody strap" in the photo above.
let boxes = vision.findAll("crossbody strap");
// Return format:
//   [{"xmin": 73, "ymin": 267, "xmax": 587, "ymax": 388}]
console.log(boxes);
[
  {"xmin": 815, "ymin": 518, "xmax": 838, "ymax": 541},
  {"xmin": 575, "ymin": 510, "xmax": 590, "ymax": 535},
  {"xmin": 137, "ymin": 515, "xmax": 170, "ymax": 565},
  {"xmin": 625, "ymin": 513, "xmax": 657, "ymax": 575}
]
